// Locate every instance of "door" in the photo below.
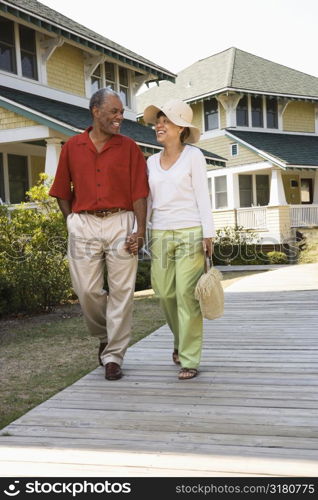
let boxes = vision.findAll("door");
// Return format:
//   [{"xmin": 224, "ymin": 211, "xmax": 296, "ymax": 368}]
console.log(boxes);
[{"xmin": 300, "ymin": 179, "xmax": 313, "ymax": 204}]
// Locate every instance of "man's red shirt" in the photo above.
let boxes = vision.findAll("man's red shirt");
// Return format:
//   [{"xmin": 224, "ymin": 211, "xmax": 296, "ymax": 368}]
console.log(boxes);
[{"xmin": 49, "ymin": 127, "xmax": 149, "ymax": 212}]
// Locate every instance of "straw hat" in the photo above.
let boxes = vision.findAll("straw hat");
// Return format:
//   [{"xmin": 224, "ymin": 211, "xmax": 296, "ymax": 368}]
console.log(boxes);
[{"xmin": 143, "ymin": 98, "xmax": 201, "ymax": 144}]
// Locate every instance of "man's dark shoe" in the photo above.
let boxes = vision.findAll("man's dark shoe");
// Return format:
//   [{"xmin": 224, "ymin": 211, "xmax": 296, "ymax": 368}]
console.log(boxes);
[
  {"xmin": 98, "ymin": 342, "xmax": 107, "ymax": 366},
  {"xmin": 105, "ymin": 362, "xmax": 122, "ymax": 380}
]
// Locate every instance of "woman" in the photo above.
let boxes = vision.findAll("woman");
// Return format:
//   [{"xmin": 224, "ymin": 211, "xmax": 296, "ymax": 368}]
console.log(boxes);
[{"xmin": 139, "ymin": 99, "xmax": 216, "ymax": 380}]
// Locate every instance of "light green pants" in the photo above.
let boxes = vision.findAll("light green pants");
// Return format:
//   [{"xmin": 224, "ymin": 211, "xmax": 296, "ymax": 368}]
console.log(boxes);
[{"xmin": 151, "ymin": 226, "xmax": 205, "ymax": 369}]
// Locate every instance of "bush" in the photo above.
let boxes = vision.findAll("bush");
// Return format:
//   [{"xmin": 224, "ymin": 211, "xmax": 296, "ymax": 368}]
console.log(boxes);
[
  {"xmin": 0, "ymin": 174, "xmax": 72, "ymax": 316},
  {"xmin": 267, "ymin": 251, "xmax": 288, "ymax": 264},
  {"xmin": 213, "ymin": 226, "xmax": 268, "ymax": 265},
  {"xmin": 135, "ymin": 259, "xmax": 151, "ymax": 291}
]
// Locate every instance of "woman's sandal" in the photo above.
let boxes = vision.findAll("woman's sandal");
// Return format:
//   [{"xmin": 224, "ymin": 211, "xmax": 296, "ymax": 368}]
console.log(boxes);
[
  {"xmin": 172, "ymin": 349, "xmax": 180, "ymax": 365},
  {"xmin": 178, "ymin": 368, "xmax": 198, "ymax": 380}
]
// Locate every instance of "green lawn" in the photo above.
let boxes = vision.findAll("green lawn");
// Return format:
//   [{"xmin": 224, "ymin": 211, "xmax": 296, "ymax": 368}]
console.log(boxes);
[{"xmin": 0, "ymin": 296, "xmax": 165, "ymax": 431}]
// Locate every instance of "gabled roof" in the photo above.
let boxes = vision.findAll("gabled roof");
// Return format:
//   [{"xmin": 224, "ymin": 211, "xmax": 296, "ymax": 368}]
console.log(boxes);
[
  {"xmin": 0, "ymin": 86, "xmax": 225, "ymax": 165},
  {"xmin": 137, "ymin": 47, "xmax": 318, "ymax": 113},
  {"xmin": 226, "ymin": 130, "xmax": 318, "ymax": 167},
  {"xmin": 1, "ymin": 0, "xmax": 175, "ymax": 82}
]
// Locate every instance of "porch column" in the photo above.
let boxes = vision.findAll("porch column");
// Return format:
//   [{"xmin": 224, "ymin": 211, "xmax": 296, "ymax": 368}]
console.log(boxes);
[
  {"xmin": 269, "ymin": 168, "xmax": 287, "ymax": 206},
  {"xmin": 45, "ymin": 138, "xmax": 62, "ymax": 177},
  {"xmin": 313, "ymin": 170, "xmax": 318, "ymax": 203}
]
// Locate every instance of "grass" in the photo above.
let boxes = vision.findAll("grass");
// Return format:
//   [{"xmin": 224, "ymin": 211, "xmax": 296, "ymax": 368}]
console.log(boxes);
[
  {"xmin": 0, "ymin": 269, "xmax": 265, "ymax": 431},
  {"xmin": 0, "ymin": 296, "xmax": 165, "ymax": 431}
]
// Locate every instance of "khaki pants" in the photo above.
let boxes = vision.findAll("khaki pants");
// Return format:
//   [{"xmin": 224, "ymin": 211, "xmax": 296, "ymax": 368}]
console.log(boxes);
[
  {"xmin": 67, "ymin": 211, "xmax": 138, "ymax": 366},
  {"xmin": 151, "ymin": 226, "xmax": 204, "ymax": 369}
]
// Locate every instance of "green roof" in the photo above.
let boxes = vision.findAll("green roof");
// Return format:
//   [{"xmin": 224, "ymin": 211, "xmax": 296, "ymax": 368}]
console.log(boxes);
[
  {"xmin": 137, "ymin": 47, "xmax": 318, "ymax": 113},
  {"xmin": 227, "ymin": 130, "xmax": 318, "ymax": 167},
  {"xmin": 0, "ymin": 86, "xmax": 225, "ymax": 165},
  {"xmin": 2, "ymin": 0, "xmax": 175, "ymax": 82}
]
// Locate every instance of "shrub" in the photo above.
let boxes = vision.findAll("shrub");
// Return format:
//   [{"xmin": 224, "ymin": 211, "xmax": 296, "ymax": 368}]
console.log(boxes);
[
  {"xmin": 0, "ymin": 174, "xmax": 72, "ymax": 316},
  {"xmin": 267, "ymin": 251, "xmax": 288, "ymax": 264},
  {"xmin": 135, "ymin": 259, "xmax": 151, "ymax": 291},
  {"xmin": 213, "ymin": 226, "xmax": 268, "ymax": 265}
]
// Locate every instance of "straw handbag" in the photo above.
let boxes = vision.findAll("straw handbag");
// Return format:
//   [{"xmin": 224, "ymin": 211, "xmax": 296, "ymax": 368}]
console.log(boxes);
[{"xmin": 195, "ymin": 257, "xmax": 224, "ymax": 320}]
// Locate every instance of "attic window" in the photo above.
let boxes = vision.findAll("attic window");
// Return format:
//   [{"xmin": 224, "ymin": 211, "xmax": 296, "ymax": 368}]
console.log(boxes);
[{"xmin": 231, "ymin": 143, "xmax": 239, "ymax": 156}]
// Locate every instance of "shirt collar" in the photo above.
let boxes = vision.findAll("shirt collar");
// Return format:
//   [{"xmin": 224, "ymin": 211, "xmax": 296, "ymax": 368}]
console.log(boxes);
[{"xmin": 78, "ymin": 127, "xmax": 123, "ymax": 148}]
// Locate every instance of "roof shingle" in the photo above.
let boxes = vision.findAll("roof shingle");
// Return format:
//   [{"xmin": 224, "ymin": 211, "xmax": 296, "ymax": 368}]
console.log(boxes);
[{"xmin": 227, "ymin": 130, "xmax": 318, "ymax": 166}]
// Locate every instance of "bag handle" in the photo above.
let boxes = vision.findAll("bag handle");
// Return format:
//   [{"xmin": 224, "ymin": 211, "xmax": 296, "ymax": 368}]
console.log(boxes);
[{"xmin": 204, "ymin": 256, "xmax": 213, "ymax": 273}]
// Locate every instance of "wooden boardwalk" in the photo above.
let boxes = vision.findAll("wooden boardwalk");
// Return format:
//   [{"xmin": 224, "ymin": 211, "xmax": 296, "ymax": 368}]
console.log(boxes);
[{"xmin": 1, "ymin": 267, "xmax": 318, "ymax": 476}]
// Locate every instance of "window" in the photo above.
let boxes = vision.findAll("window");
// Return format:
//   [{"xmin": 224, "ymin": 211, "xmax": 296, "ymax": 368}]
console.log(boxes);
[
  {"xmin": 119, "ymin": 66, "xmax": 129, "ymax": 107},
  {"xmin": 239, "ymin": 175, "xmax": 253, "ymax": 207},
  {"xmin": 204, "ymin": 98, "xmax": 218, "ymax": 131},
  {"xmin": 236, "ymin": 95, "xmax": 248, "ymax": 126},
  {"xmin": 256, "ymin": 175, "xmax": 269, "ymax": 206},
  {"xmin": 0, "ymin": 153, "xmax": 5, "ymax": 203},
  {"xmin": 91, "ymin": 65, "xmax": 102, "ymax": 93},
  {"xmin": 105, "ymin": 62, "xmax": 115, "ymax": 89},
  {"xmin": 19, "ymin": 25, "xmax": 38, "ymax": 80},
  {"xmin": 0, "ymin": 17, "xmax": 17, "ymax": 74},
  {"xmin": 215, "ymin": 176, "xmax": 228, "ymax": 209},
  {"xmin": 8, "ymin": 154, "xmax": 29, "ymax": 204},
  {"xmin": 0, "ymin": 16, "xmax": 38, "ymax": 80},
  {"xmin": 266, "ymin": 97, "xmax": 278, "ymax": 129},
  {"xmin": 90, "ymin": 61, "xmax": 131, "ymax": 107},
  {"xmin": 231, "ymin": 143, "xmax": 239, "ymax": 156},
  {"xmin": 251, "ymin": 95, "xmax": 263, "ymax": 127}
]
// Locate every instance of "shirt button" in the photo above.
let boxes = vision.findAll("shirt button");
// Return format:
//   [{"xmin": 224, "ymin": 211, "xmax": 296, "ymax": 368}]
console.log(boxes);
[
  {"xmin": 97, "ymin": 184, "xmax": 101, "ymax": 187},
  {"xmin": 97, "ymin": 169, "xmax": 101, "ymax": 172}
]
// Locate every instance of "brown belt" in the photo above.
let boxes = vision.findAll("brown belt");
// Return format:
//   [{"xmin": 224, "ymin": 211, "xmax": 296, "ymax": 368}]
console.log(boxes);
[{"xmin": 80, "ymin": 208, "xmax": 125, "ymax": 218}]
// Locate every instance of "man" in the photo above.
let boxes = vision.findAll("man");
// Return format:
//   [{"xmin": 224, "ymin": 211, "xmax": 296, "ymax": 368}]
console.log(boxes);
[{"xmin": 49, "ymin": 88, "xmax": 148, "ymax": 381}]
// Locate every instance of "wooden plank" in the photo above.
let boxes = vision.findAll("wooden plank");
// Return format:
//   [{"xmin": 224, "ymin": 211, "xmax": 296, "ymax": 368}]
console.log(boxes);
[{"xmin": 1, "ymin": 286, "xmax": 318, "ymax": 476}]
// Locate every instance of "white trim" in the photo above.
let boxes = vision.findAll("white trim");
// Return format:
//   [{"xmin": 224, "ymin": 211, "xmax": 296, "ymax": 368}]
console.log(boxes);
[
  {"xmin": 0, "ymin": 72, "xmax": 90, "ymax": 108},
  {"xmin": 0, "ymin": 142, "xmax": 46, "ymax": 156},
  {"xmin": 226, "ymin": 126, "xmax": 317, "ymax": 137},
  {"xmin": 209, "ymin": 161, "xmax": 272, "ymax": 176},
  {"xmin": 0, "ymin": 0, "xmax": 176, "ymax": 79},
  {"xmin": 0, "ymin": 125, "xmax": 51, "ymax": 143},
  {"xmin": 200, "ymin": 128, "xmax": 224, "ymax": 140},
  {"xmin": 186, "ymin": 86, "xmax": 318, "ymax": 104}
]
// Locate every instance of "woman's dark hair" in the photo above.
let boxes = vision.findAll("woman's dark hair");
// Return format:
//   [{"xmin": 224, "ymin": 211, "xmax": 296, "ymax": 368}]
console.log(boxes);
[{"xmin": 156, "ymin": 111, "xmax": 190, "ymax": 143}]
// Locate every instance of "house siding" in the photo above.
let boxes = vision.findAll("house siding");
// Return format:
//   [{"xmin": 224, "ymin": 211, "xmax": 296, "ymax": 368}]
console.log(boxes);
[
  {"xmin": 266, "ymin": 206, "xmax": 291, "ymax": 242},
  {"xmin": 198, "ymin": 135, "xmax": 261, "ymax": 167},
  {"xmin": 212, "ymin": 209, "xmax": 236, "ymax": 229},
  {"xmin": 0, "ymin": 107, "xmax": 38, "ymax": 129},
  {"xmin": 283, "ymin": 102, "xmax": 315, "ymax": 133},
  {"xmin": 47, "ymin": 44, "xmax": 86, "ymax": 96},
  {"xmin": 282, "ymin": 173, "xmax": 301, "ymax": 204}
]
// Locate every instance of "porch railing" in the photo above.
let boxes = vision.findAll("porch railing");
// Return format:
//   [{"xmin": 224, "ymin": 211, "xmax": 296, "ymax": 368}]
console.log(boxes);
[
  {"xmin": 290, "ymin": 204, "xmax": 318, "ymax": 227},
  {"xmin": 236, "ymin": 207, "xmax": 267, "ymax": 230}
]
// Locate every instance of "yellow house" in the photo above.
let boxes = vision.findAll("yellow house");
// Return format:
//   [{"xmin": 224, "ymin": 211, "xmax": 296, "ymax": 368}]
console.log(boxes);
[
  {"xmin": 0, "ymin": 0, "xmax": 225, "ymax": 205},
  {"xmin": 137, "ymin": 48, "xmax": 318, "ymax": 247}
]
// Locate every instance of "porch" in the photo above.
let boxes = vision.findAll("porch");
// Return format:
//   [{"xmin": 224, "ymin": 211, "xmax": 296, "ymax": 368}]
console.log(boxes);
[{"xmin": 235, "ymin": 205, "xmax": 318, "ymax": 230}]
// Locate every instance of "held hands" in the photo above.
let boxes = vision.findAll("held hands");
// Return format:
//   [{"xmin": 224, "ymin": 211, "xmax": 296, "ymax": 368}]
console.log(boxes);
[
  {"xmin": 125, "ymin": 231, "xmax": 145, "ymax": 255},
  {"xmin": 202, "ymin": 238, "xmax": 214, "ymax": 257}
]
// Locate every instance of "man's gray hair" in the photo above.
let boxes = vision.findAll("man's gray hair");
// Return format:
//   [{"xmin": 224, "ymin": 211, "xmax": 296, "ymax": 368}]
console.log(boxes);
[{"xmin": 89, "ymin": 87, "xmax": 121, "ymax": 116}]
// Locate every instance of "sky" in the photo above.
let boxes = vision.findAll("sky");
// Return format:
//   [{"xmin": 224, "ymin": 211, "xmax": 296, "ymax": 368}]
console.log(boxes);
[{"xmin": 40, "ymin": 0, "xmax": 318, "ymax": 84}]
